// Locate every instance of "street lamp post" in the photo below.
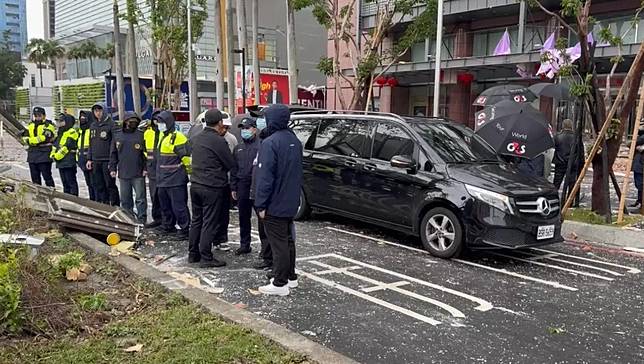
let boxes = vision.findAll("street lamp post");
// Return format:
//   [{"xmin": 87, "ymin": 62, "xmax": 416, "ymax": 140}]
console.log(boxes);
[
  {"xmin": 233, "ymin": 48, "xmax": 247, "ymax": 113},
  {"xmin": 187, "ymin": 0, "xmax": 194, "ymax": 123},
  {"xmin": 432, "ymin": 0, "xmax": 443, "ymax": 118}
]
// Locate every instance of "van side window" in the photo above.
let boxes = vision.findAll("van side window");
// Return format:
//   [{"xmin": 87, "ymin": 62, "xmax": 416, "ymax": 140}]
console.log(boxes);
[
  {"xmin": 371, "ymin": 123, "xmax": 415, "ymax": 162},
  {"xmin": 290, "ymin": 119, "xmax": 319, "ymax": 150},
  {"xmin": 313, "ymin": 118, "xmax": 370, "ymax": 158}
]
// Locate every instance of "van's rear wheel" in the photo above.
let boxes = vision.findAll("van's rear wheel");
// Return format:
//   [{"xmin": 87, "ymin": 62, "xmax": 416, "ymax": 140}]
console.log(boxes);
[
  {"xmin": 420, "ymin": 208, "xmax": 463, "ymax": 258},
  {"xmin": 294, "ymin": 190, "xmax": 310, "ymax": 221}
]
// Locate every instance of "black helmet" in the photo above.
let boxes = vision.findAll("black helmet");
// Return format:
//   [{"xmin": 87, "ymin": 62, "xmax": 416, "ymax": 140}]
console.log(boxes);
[{"xmin": 32, "ymin": 106, "xmax": 45, "ymax": 116}]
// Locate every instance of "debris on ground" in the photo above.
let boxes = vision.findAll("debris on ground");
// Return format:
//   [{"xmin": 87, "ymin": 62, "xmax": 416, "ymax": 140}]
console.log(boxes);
[
  {"xmin": 248, "ymin": 288, "xmax": 261, "ymax": 296},
  {"xmin": 0, "ymin": 234, "xmax": 45, "ymax": 246},
  {"xmin": 168, "ymin": 272, "xmax": 201, "ymax": 288},
  {"xmin": 301, "ymin": 330, "xmax": 318, "ymax": 337},
  {"xmin": 233, "ymin": 302, "xmax": 248, "ymax": 309},
  {"xmin": 123, "ymin": 344, "xmax": 144, "ymax": 353}
]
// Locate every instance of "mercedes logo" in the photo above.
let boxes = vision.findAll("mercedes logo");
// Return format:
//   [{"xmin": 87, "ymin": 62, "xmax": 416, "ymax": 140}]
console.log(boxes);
[{"xmin": 536, "ymin": 197, "xmax": 551, "ymax": 216}]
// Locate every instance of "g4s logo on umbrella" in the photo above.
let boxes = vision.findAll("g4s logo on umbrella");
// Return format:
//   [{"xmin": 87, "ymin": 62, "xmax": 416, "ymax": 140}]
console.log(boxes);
[
  {"xmin": 513, "ymin": 95, "xmax": 528, "ymax": 103},
  {"xmin": 506, "ymin": 142, "xmax": 526, "ymax": 155},
  {"xmin": 477, "ymin": 112, "xmax": 487, "ymax": 126}
]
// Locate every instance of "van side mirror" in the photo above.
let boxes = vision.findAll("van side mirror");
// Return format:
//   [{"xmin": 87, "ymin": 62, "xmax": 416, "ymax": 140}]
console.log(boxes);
[{"xmin": 390, "ymin": 155, "xmax": 416, "ymax": 171}]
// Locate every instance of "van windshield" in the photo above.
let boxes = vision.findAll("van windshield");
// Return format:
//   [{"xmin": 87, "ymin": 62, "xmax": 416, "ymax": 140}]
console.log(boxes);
[{"xmin": 411, "ymin": 122, "xmax": 499, "ymax": 163}]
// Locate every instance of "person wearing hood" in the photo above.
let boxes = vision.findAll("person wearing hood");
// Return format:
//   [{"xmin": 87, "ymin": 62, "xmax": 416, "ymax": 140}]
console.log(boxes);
[
  {"xmin": 143, "ymin": 109, "xmax": 163, "ymax": 228},
  {"xmin": 22, "ymin": 106, "xmax": 56, "ymax": 187},
  {"xmin": 109, "ymin": 112, "xmax": 148, "ymax": 223},
  {"xmin": 230, "ymin": 116, "xmax": 261, "ymax": 255},
  {"xmin": 250, "ymin": 115, "xmax": 272, "ymax": 270},
  {"xmin": 631, "ymin": 125, "xmax": 644, "ymax": 209},
  {"xmin": 188, "ymin": 108, "xmax": 236, "ymax": 267},
  {"xmin": 50, "ymin": 113, "xmax": 79, "ymax": 195},
  {"xmin": 76, "ymin": 110, "xmax": 96, "ymax": 201},
  {"xmin": 155, "ymin": 110, "xmax": 191, "ymax": 238},
  {"xmin": 254, "ymin": 104, "xmax": 303, "ymax": 296},
  {"xmin": 86, "ymin": 102, "xmax": 120, "ymax": 206}
]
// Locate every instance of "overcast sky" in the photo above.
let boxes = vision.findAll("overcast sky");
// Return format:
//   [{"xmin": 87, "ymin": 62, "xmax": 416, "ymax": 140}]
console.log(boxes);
[{"xmin": 26, "ymin": 0, "xmax": 45, "ymax": 40}]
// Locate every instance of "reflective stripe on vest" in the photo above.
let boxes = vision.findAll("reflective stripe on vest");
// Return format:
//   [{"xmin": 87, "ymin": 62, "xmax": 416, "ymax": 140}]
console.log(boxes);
[
  {"xmin": 158, "ymin": 131, "xmax": 188, "ymax": 168},
  {"xmin": 144, "ymin": 127, "xmax": 160, "ymax": 160},
  {"xmin": 52, "ymin": 128, "xmax": 79, "ymax": 161},
  {"xmin": 26, "ymin": 121, "xmax": 56, "ymax": 146}
]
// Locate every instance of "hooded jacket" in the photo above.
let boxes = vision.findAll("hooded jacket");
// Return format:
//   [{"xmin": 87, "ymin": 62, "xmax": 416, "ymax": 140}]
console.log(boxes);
[
  {"xmin": 110, "ymin": 112, "xmax": 147, "ymax": 179},
  {"xmin": 254, "ymin": 105, "xmax": 303, "ymax": 218},
  {"xmin": 77, "ymin": 111, "xmax": 92, "ymax": 171},
  {"xmin": 632, "ymin": 130, "xmax": 644, "ymax": 174},
  {"xmin": 554, "ymin": 129, "xmax": 575, "ymax": 167},
  {"xmin": 88, "ymin": 102, "xmax": 117, "ymax": 162},
  {"xmin": 51, "ymin": 114, "xmax": 79, "ymax": 169},
  {"xmin": 155, "ymin": 111, "xmax": 191, "ymax": 187},
  {"xmin": 231, "ymin": 134, "xmax": 260, "ymax": 199}
]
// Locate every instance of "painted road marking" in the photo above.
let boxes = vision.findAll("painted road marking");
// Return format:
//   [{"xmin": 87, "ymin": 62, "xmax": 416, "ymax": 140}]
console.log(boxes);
[
  {"xmin": 327, "ymin": 227, "xmax": 579, "ymax": 291},
  {"xmin": 531, "ymin": 248, "xmax": 641, "ymax": 274},
  {"xmin": 490, "ymin": 252, "xmax": 614, "ymax": 281},
  {"xmin": 524, "ymin": 252, "xmax": 624, "ymax": 276},
  {"xmin": 296, "ymin": 268, "xmax": 443, "ymax": 326},
  {"xmin": 305, "ymin": 260, "xmax": 465, "ymax": 318}
]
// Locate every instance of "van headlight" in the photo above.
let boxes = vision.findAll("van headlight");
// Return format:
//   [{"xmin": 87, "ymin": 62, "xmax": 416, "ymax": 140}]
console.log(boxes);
[{"xmin": 465, "ymin": 185, "xmax": 514, "ymax": 215}]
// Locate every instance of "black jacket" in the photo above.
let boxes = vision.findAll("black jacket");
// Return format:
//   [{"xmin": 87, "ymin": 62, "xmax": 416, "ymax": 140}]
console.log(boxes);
[
  {"xmin": 231, "ymin": 136, "xmax": 260, "ymax": 199},
  {"xmin": 109, "ymin": 127, "xmax": 147, "ymax": 179},
  {"xmin": 632, "ymin": 133, "xmax": 644, "ymax": 174},
  {"xmin": 88, "ymin": 114, "xmax": 117, "ymax": 162},
  {"xmin": 554, "ymin": 130, "xmax": 575, "ymax": 166},
  {"xmin": 190, "ymin": 127, "xmax": 237, "ymax": 189},
  {"xmin": 52, "ymin": 115, "xmax": 78, "ymax": 169}
]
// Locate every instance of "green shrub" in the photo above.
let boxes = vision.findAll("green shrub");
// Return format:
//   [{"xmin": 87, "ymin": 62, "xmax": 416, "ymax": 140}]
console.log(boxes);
[
  {"xmin": 0, "ymin": 208, "xmax": 16, "ymax": 234},
  {"xmin": 0, "ymin": 245, "xmax": 23, "ymax": 335},
  {"xmin": 77, "ymin": 293, "xmax": 107, "ymax": 312},
  {"xmin": 56, "ymin": 252, "xmax": 84, "ymax": 274}
]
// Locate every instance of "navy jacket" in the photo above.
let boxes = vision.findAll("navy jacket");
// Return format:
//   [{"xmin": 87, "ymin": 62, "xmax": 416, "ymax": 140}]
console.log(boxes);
[
  {"xmin": 109, "ymin": 127, "xmax": 146, "ymax": 179},
  {"xmin": 88, "ymin": 103, "xmax": 117, "ymax": 162},
  {"xmin": 632, "ymin": 133, "xmax": 644, "ymax": 174},
  {"xmin": 190, "ymin": 127, "xmax": 237, "ymax": 189},
  {"xmin": 232, "ymin": 136, "xmax": 260, "ymax": 200},
  {"xmin": 254, "ymin": 105, "xmax": 303, "ymax": 218}
]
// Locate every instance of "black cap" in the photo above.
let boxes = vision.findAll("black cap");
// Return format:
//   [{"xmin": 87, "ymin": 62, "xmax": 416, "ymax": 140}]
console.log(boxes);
[
  {"xmin": 238, "ymin": 116, "xmax": 257, "ymax": 128},
  {"xmin": 123, "ymin": 111, "xmax": 141, "ymax": 122},
  {"xmin": 204, "ymin": 108, "xmax": 223, "ymax": 126},
  {"xmin": 33, "ymin": 106, "xmax": 45, "ymax": 115}
]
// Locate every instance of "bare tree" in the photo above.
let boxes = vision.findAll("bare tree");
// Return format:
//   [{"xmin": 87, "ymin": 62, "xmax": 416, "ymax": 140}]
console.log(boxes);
[
  {"xmin": 225, "ymin": 0, "xmax": 236, "ymax": 115},
  {"xmin": 236, "ymin": 0, "xmax": 248, "ymax": 110},
  {"xmin": 126, "ymin": 0, "xmax": 141, "ymax": 115},
  {"xmin": 214, "ymin": 0, "xmax": 225, "ymax": 109},
  {"xmin": 286, "ymin": 0, "xmax": 298, "ymax": 104},
  {"xmin": 251, "ymin": 0, "xmax": 261, "ymax": 106},
  {"xmin": 113, "ymin": 0, "xmax": 126, "ymax": 121}
]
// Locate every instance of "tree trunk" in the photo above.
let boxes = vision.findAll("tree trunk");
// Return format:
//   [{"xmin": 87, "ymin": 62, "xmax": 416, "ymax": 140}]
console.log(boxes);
[
  {"xmin": 236, "ymin": 0, "xmax": 248, "ymax": 110},
  {"xmin": 251, "ymin": 0, "xmax": 260, "ymax": 106},
  {"xmin": 286, "ymin": 0, "xmax": 298, "ymax": 105},
  {"xmin": 127, "ymin": 18, "xmax": 141, "ymax": 115},
  {"xmin": 113, "ymin": 1, "xmax": 126, "ymax": 121},
  {"xmin": 89, "ymin": 58, "xmax": 95, "ymax": 78},
  {"xmin": 75, "ymin": 59, "xmax": 79, "ymax": 79},
  {"xmin": 214, "ymin": 0, "xmax": 225, "ymax": 110},
  {"xmin": 39, "ymin": 62, "xmax": 44, "ymax": 87},
  {"xmin": 149, "ymin": 0, "xmax": 160, "ymax": 108},
  {"xmin": 225, "ymin": 0, "xmax": 236, "ymax": 115}
]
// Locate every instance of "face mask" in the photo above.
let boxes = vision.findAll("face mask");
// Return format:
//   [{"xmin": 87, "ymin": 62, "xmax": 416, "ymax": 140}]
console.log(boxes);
[
  {"xmin": 241, "ymin": 129, "xmax": 254, "ymax": 140},
  {"xmin": 56, "ymin": 121, "xmax": 66, "ymax": 128},
  {"xmin": 157, "ymin": 123, "xmax": 167, "ymax": 132},
  {"xmin": 256, "ymin": 117, "xmax": 266, "ymax": 130}
]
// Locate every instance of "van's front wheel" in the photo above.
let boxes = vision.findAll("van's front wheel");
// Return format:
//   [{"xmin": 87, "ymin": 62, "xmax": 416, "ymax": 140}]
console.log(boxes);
[
  {"xmin": 420, "ymin": 208, "xmax": 463, "ymax": 258},
  {"xmin": 294, "ymin": 190, "xmax": 310, "ymax": 221}
]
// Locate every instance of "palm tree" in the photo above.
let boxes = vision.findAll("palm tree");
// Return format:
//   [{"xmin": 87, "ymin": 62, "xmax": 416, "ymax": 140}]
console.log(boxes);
[
  {"xmin": 101, "ymin": 43, "xmax": 115, "ymax": 69},
  {"xmin": 80, "ymin": 41, "xmax": 101, "ymax": 77},
  {"xmin": 67, "ymin": 46, "xmax": 83, "ymax": 78},
  {"xmin": 26, "ymin": 38, "xmax": 47, "ymax": 87},
  {"xmin": 43, "ymin": 39, "xmax": 65, "ymax": 80}
]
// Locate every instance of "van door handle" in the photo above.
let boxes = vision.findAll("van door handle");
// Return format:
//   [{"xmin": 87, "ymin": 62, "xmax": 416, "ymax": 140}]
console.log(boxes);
[
  {"xmin": 344, "ymin": 160, "xmax": 358, "ymax": 167},
  {"xmin": 363, "ymin": 163, "xmax": 376, "ymax": 171}
]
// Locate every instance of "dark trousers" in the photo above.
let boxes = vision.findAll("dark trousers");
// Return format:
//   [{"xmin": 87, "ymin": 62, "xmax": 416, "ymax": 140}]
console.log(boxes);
[
  {"xmin": 258, "ymin": 218, "xmax": 271, "ymax": 263},
  {"xmin": 264, "ymin": 215, "xmax": 297, "ymax": 287},
  {"xmin": 189, "ymin": 184, "xmax": 226, "ymax": 261},
  {"xmin": 634, "ymin": 172, "xmax": 643, "ymax": 204},
  {"xmin": 238, "ymin": 198, "xmax": 268, "ymax": 251},
  {"xmin": 214, "ymin": 185, "xmax": 231, "ymax": 244},
  {"xmin": 29, "ymin": 162, "xmax": 55, "ymax": 187},
  {"xmin": 148, "ymin": 178, "xmax": 162, "ymax": 223},
  {"xmin": 92, "ymin": 161, "xmax": 120, "ymax": 205},
  {"xmin": 82, "ymin": 169, "xmax": 96, "ymax": 201},
  {"xmin": 553, "ymin": 163, "xmax": 568, "ymax": 190},
  {"xmin": 158, "ymin": 185, "xmax": 190, "ymax": 231},
  {"xmin": 58, "ymin": 167, "xmax": 79, "ymax": 196}
]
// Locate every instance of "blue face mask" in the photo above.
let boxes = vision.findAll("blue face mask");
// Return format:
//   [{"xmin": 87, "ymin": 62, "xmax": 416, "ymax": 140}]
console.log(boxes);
[
  {"xmin": 241, "ymin": 129, "xmax": 254, "ymax": 140},
  {"xmin": 256, "ymin": 117, "xmax": 266, "ymax": 130}
]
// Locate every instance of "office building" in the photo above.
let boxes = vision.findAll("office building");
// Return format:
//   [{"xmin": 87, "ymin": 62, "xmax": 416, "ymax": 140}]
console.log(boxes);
[
  {"xmin": 0, "ymin": 0, "xmax": 27, "ymax": 54},
  {"xmin": 43, "ymin": 0, "xmax": 55, "ymax": 39}
]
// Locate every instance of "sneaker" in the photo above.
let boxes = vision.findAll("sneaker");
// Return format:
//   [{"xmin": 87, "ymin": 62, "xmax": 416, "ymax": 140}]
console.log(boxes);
[
  {"xmin": 175, "ymin": 229, "xmax": 189, "ymax": 239},
  {"xmin": 258, "ymin": 283, "xmax": 289, "ymax": 296},
  {"xmin": 214, "ymin": 243, "xmax": 231, "ymax": 252},
  {"xmin": 188, "ymin": 255, "xmax": 201, "ymax": 264},
  {"xmin": 199, "ymin": 259, "xmax": 227, "ymax": 268},
  {"xmin": 253, "ymin": 260, "xmax": 272, "ymax": 270},
  {"xmin": 235, "ymin": 247, "xmax": 252, "ymax": 256},
  {"xmin": 145, "ymin": 220, "xmax": 162, "ymax": 229},
  {"xmin": 270, "ymin": 278, "xmax": 298, "ymax": 289}
]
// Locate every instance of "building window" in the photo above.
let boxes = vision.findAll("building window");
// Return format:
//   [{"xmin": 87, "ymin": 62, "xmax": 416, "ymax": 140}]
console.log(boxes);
[{"xmin": 30, "ymin": 74, "xmax": 36, "ymax": 87}]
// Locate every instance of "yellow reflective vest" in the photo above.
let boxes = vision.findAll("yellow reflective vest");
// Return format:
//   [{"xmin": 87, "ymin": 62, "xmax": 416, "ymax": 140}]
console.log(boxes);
[
  {"xmin": 22, "ymin": 120, "xmax": 56, "ymax": 163},
  {"xmin": 156, "ymin": 130, "xmax": 191, "ymax": 188},
  {"xmin": 144, "ymin": 126, "xmax": 161, "ymax": 180},
  {"xmin": 77, "ymin": 127, "xmax": 91, "ymax": 170},
  {"xmin": 50, "ymin": 128, "xmax": 79, "ymax": 169}
]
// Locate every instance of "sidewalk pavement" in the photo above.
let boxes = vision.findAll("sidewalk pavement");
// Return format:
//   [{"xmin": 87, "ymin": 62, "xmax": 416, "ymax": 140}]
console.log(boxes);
[{"xmin": 562, "ymin": 220, "xmax": 644, "ymax": 250}]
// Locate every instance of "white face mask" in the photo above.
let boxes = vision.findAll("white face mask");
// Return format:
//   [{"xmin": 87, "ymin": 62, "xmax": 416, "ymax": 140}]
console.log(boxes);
[{"xmin": 158, "ymin": 123, "xmax": 167, "ymax": 132}]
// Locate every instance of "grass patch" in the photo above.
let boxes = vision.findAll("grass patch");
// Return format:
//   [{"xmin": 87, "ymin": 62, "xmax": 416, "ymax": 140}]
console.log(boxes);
[
  {"xmin": 77, "ymin": 293, "xmax": 107, "ymax": 312},
  {"xmin": 1, "ymin": 303, "xmax": 307, "ymax": 364},
  {"xmin": 565, "ymin": 208, "xmax": 644, "ymax": 226}
]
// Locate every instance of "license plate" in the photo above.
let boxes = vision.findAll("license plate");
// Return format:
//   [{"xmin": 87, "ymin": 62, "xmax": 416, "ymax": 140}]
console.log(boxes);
[{"xmin": 537, "ymin": 225, "xmax": 555, "ymax": 240}]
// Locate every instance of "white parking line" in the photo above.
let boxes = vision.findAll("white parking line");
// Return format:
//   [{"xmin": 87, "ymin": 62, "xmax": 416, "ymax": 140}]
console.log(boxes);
[
  {"xmin": 296, "ymin": 268, "xmax": 443, "ymax": 326},
  {"xmin": 306, "ymin": 260, "xmax": 465, "ymax": 318},
  {"xmin": 530, "ymin": 248, "xmax": 641, "ymax": 274},
  {"xmin": 526, "ymin": 253, "xmax": 624, "ymax": 277},
  {"xmin": 490, "ymin": 252, "xmax": 614, "ymax": 281},
  {"xmin": 327, "ymin": 227, "xmax": 579, "ymax": 292}
]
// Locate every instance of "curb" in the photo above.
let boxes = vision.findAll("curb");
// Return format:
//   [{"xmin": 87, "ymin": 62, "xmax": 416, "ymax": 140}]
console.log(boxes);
[
  {"xmin": 69, "ymin": 232, "xmax": 359, "ymax": 364},
  {"xmin": 562, "ymin": 221, "xmax": 644, "ymax": 249}
]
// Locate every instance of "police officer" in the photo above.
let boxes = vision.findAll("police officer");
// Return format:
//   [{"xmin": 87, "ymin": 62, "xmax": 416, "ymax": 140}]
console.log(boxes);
[
  {"xmin": 231, "ymin": 116, "xmax": 261, "ymax": 256},
  {"xmin": 77, "ymin": 110, "xmax": 95, "ymax": 201},
  {"xmin": 50, "ymin": 113, "xmax": 79, "ymax": 196},
  {"xmin": 155, "ymin": 110, "xmax": 191, "ymax": 238},
  {"xmin": 22, "ymin": 106, "xmax": 56, "ymax": 187},
  {"xmin": 86, "ymin": 102, "xmax": 120, "ymax": 205},
  {"xmin": 143, "ymin": 110, "xmax": 163, "ymax": 228},
  {"xmin": 189, "ymin": 109, "xmax": 236, "ymax": 267},
  {"xmin": 109, "ymin": 112, "xmax": 148, "ymax": 223}
]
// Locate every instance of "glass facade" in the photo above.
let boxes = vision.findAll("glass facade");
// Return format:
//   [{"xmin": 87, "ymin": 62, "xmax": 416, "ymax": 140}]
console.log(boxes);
[{"xmin": 0, "ymin": 0, "xmax": 27, "ymax": 54}]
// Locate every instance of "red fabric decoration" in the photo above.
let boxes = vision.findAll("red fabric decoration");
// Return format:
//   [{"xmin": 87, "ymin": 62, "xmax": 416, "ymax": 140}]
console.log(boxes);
[
  {"xmin": 457, "ymin": 73, "xmax": 474, "ymax": 85},
  {"xmin": 386, "ymin": 78, "xmax": 398, "ymax": 87},
  {"xmin": 375, "ymin": 76, "xmax": 387, "ymax": 87}
]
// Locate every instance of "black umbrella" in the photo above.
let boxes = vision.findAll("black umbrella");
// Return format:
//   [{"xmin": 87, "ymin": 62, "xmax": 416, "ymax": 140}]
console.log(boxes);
[
  {"xmin": 473, "ymin": 84, "xmax": 537, "ymax": 106},
  {"xmin": 474, "ymin": 99, "xmax": 544, "ymax": 131},
  {"xmin": 474, "ymin": 101, "xmax": 554, "ymax": 159},
  {"xmin": 528, "ymin": 82, "xmax": 571, "ymax": 100}
]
